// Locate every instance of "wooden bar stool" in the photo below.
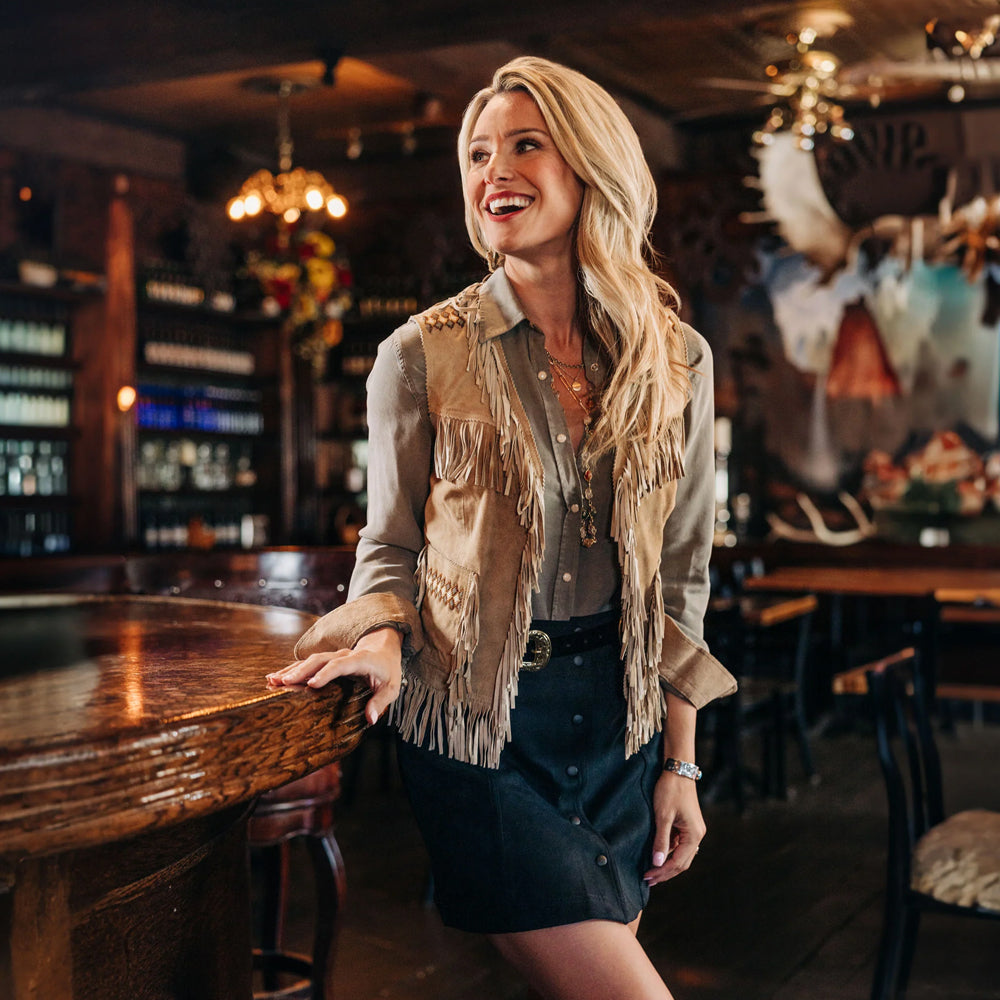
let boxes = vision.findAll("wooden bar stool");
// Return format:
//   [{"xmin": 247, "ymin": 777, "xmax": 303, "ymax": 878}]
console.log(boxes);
[{"xmin": 249, "ymin": 763, "xmax": 346, "ymax": 1000}]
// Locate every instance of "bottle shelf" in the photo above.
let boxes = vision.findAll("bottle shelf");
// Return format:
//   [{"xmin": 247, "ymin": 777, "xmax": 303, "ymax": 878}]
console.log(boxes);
[{"xmin": 0, "ymin": 506, "xmax": 72, "ymax": 556}]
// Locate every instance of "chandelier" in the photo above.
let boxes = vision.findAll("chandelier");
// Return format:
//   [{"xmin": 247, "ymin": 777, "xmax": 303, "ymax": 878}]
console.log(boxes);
[
  {"xmin": 752, "ymin": 49, "xmax": 854, "ymax": 152},
  {"xmin": 228, "ymin": 79, "xmax": 347, "ymax": 224}
]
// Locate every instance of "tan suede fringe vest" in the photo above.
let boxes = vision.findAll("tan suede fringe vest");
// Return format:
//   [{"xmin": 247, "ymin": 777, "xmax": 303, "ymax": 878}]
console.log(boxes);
[{"xmin": 384, "ymin": 282, "xmax": 734, "ymax": 768}]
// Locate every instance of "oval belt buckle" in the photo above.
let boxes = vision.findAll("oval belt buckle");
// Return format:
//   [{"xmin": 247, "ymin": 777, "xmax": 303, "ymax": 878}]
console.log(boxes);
[{"xmin": 521, "ymin": 629, "xmax": 553, "ymax": 671}]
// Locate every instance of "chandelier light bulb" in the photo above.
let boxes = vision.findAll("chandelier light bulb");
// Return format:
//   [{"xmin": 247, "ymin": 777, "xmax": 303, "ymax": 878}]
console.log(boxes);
[{"xmin": 227, "ymin": 79, "xmax": 349, "ymax": 225}]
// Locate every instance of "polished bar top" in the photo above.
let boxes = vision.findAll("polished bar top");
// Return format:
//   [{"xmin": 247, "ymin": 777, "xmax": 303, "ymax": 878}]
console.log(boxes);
[
  {"xmin": 0, "ymin": 594, "xmax": 367, "ymax": 857},
  {"xmin": 742, "ymin": 565, "xmax": 1000, "ymax": 598}
]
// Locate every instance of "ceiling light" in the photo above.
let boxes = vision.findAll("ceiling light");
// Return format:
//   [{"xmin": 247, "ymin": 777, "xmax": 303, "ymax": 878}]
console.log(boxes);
[
  {"xmin": 926, "ymin": 15, "xmax": 1000, "ymax": 60},
  {"xmin": 753, "ymin": 48, "xmax": 853, "ymax": 152},
  {"xmin": 227, "ymin": 79, "xmax": 348, "ymax": 224}
]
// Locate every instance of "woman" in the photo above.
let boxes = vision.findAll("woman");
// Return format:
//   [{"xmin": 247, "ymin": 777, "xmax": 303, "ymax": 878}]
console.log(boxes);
[{"xmin": 267, "ymin": 56, "xmax": 736, "ymax": 1000}]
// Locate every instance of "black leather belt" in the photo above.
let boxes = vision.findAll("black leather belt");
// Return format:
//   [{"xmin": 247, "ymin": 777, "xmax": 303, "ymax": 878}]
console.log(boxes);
[{"xmin": 521, "ymin": 618, "xmax": 620, "ymax": 671}]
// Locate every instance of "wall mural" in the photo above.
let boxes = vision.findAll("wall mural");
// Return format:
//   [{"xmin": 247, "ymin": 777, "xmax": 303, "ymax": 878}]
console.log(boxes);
[{"xmin": 679, "ymin": 106, "xmax": 1000, "ymax": 544}]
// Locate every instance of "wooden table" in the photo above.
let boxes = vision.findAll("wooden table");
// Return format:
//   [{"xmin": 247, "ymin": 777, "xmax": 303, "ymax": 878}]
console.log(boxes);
[
  {"xmin": 742, "ymin": 565, "xmax": 1000, "ymax": 598},
  {"xmin": 0, "ymin": 594, "xmax": 367, "ymax": 1000}
]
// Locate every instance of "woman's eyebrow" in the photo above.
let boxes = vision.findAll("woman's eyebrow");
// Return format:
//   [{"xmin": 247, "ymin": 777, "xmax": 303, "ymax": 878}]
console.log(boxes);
[{"xmin": 469, "ymin": 127, "xmax": 549, "ymax": 144}]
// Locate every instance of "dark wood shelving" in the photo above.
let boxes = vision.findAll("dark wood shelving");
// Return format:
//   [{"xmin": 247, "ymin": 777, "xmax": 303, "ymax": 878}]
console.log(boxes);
[
  {"xmin": 0, "ymin": 494, "xmax": 74, "ymax": 508},
  {"xmin": 0, "ymin": 424, "xmax": 76, "ymax": 438}
]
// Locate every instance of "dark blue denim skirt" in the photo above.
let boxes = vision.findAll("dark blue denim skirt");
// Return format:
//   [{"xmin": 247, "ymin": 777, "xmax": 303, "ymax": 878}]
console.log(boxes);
[{"xmin": 396, "ymin": 610, "xmax": 662, "ymax": 933}]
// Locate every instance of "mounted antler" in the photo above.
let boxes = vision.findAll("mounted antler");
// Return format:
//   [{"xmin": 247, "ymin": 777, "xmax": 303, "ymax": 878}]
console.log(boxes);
[{"xmin": 767, "ymin": 491, "xmax": 877, "ymax": 546}]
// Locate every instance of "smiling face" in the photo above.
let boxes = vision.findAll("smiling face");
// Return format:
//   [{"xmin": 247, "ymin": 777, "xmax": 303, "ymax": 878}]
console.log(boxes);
[{"xmin": 464, "ymin": 90, "xmax": 584, "ymax": 269}]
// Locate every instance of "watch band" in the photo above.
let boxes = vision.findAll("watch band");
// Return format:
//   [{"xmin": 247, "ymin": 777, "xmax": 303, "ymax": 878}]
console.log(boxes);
[{"xmin": 663, "ymin": 757, "xmax": 702, "ymax": 781}]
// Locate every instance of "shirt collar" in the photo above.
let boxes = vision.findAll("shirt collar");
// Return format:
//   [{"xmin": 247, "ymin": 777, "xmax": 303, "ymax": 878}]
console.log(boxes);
[{"xmin": 475, "ymin": 267, "xmax": 527, "ymax": 342}]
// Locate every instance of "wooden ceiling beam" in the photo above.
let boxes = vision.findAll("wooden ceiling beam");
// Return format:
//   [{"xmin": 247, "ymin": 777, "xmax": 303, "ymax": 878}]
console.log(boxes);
[{"xmin": 0, "ymin": 0, "xmax": 759, "ymax": 98}]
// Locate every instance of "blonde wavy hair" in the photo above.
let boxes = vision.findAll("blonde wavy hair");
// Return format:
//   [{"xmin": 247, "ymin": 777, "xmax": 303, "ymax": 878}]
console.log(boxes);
[{"xmin": 458, "ymin": 55, "xmax": 690, "ymax": 463}]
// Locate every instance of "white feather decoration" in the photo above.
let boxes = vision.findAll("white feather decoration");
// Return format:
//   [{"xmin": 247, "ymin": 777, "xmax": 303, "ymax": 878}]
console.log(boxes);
[{"xmin": 755, "ymin": 132, "xmax": 852, "ymax": 272}]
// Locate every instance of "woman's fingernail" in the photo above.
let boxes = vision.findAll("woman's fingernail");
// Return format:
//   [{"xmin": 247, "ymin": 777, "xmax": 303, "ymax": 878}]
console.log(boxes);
[{"xmin": 652, "ymin": 851, "xmax": 666, "ymax": 867}]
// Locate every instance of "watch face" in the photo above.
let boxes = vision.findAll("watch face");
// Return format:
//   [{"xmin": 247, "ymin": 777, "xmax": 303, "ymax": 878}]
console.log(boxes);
[{"xmin": 666, "ymin": 758, "xmax": 701, "ymax": 780}]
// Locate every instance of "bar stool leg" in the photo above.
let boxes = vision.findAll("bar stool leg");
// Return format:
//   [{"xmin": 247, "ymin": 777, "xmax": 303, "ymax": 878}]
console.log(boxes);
[
  {"xmin": 305, "ymin": 831, "xmax": 346, "ymax": 1000},
  {"xmin": 257, "ymin": 843, "xmax": 288, "ymax": 994}
]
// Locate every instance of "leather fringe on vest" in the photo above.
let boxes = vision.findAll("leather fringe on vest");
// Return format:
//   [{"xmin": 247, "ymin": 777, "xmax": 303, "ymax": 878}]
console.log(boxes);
[{"xmin": 391, "ymin": 282, "xmax": 688, "ymax": 765}]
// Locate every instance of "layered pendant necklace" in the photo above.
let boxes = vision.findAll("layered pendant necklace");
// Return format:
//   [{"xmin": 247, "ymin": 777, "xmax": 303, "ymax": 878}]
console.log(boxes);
[{"xmin": 544, "ymin": 348, "xmax": 599, "ymax": 548}]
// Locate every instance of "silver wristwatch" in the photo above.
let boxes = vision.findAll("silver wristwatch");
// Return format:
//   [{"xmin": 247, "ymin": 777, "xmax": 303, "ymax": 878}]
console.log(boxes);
[{"xmin": 663, "ymin": 757, "xmax": 702, "ymax": 781}]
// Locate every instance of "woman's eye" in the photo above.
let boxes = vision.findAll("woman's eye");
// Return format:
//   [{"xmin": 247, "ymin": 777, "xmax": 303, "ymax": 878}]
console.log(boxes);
[
  {"xmin": 470, "ymin": 149, "xmax": 489, "ymax": 164},
  {"xmin": 516, "ymin": 139, "xmax": 540, "ymax": 153}
]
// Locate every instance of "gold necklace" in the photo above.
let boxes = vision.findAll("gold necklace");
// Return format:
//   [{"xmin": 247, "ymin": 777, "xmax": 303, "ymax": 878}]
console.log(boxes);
[
  {"xmin": 545, "ymin": 350, "xmax": 587, "ymax": 393},
  {"xmin": 546, "ymin": 356, "xmax": 598, "ymax": 547}
]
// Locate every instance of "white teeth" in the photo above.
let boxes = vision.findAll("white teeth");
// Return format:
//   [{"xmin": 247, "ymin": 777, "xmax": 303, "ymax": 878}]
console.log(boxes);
[{"xmin": 487, "ymin": 195, "xmax": 532, "ymax": 215}]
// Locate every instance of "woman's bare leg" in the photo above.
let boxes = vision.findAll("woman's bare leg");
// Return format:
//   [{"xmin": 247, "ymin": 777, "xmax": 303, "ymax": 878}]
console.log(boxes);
[{"xmin": 490, "ymin": 919, "xmax": 673, "ymax": 1000}]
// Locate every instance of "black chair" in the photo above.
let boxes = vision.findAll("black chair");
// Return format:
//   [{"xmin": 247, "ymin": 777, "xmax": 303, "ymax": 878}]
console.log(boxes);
[
  {"xmin": 866, "ymin": 649, "xmax": 1000, "ymax": 1000},
  {"xmin": 703, "ymin": 592, "xmax": 818, "ymax": 811},
  {"xmin": 927, "ymin": 588, "xmax": 1000, "ymax": 729}
]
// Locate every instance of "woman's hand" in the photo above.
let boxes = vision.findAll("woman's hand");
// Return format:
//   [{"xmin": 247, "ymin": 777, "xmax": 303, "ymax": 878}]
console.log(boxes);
[
  {"xmin": 643, "ymin": 769, "xmax": 707, "ymax": 886},
  {"xmin": 266, "ymin": 626, "xmax": 404, "ymax": 726}
]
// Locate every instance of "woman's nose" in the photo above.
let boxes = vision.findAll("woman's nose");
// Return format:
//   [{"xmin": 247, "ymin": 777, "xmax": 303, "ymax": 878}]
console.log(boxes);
[{"xmin": 484, "ymin": 151, "xmax": 513, "ymax": 183}]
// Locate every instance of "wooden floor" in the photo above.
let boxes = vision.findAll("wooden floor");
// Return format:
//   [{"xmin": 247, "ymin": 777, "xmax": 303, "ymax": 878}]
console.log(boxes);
[{"xmin": 275, "ymin": 717, "xmax": 1000, "ymax": 1000}]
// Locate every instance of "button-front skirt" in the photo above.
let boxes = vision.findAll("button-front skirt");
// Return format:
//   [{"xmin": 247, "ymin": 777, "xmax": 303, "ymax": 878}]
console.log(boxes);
[{"xmin": 396, "ymin": 612, "xmax": 662, "ymax": 933}]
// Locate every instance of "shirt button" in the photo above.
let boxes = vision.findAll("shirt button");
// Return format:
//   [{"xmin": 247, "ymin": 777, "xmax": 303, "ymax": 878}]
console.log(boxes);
[
  {"xmin": 573, "ymin": 655, "xmax": 583, "ymax": 666},
  {"xmin": 596, "ymin": 854, "xmax": 608, "ymax": 867},
  {"xmin": 570, "ymin": 503, "xmax": 580, "ymax": 513},
  {"xmin": 570, "ymin": 815, "xmax": 582, "ymax": 826},
  {"xmin": 538, "ymin": 370, "xmax": 548, "ymax": 380},
  {"xmin": 556, "ymin": 433, "xmax": 567, "ymax": 443},
  {"xmin": 566, "ymin": 765, "xmax": 579, "ymax": 777},
  {"xmin": 562, "ymin": 572, "xmax": 572, "ymax": 582},
  {"xmin": 572, "ymin": 713, "xmax": 584, "ymax": 725}
]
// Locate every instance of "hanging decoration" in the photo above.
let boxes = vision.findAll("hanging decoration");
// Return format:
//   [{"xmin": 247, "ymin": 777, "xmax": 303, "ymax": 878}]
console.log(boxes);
[
  {"xmin": 825, "ymin": 299, "xmax": 901, "ymax": 402},
  {"xmin": 245, "ymin": 227, "xmax": 353, "ymax": 376},
  {"xmin": 938, "ymin": 194, "xmax": 1000, "ymax": 280}
]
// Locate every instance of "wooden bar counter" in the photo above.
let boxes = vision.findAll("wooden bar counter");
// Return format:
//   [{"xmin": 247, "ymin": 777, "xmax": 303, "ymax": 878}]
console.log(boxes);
[{"xmin": 0, "ymin": 594, "xmax": 367, "ymax": 1000}]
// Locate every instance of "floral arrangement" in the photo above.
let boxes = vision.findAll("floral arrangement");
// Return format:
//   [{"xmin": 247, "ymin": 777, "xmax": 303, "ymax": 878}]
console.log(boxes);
[{"xmin": 245, "ymin": 227, "xmax": 353, "ymax": 375}]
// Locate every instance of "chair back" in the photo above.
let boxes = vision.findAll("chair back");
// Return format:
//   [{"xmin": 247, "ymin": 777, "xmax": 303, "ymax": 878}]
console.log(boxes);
[{"xmin": 867, "ymin": 650, "xmax": 945, "ymax": 892}]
